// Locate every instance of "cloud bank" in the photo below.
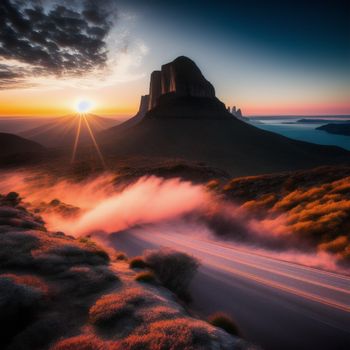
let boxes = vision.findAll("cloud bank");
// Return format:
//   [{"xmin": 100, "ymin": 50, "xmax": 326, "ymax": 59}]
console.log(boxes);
[{"xmin": 0, "ymin": 0, "xmax": 146, "ymax": 89}]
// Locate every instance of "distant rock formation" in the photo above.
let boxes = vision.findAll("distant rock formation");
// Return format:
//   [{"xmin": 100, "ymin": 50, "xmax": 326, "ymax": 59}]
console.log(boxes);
[
  {"xmin": 139, "ymin": 94, "xmax": 150, "ymax": 116},
  {"xmin": 161, "ymin": 56, "xmax": 215, "ymax": 97},
  {"xmin": 229, "ymin": 106, "xmax": 241, "ymax": 118},
  {"xmin": 148, "ymin": 71, "xmax": 162, "ymax": 110},
  {"xmin": 100, "ymin": 55, "xmax": 350, "ymax": 175},
  {"xmin": 130, "ymin": 56, "xmax": 248, "ymax": 121},
  {"xmin": 147, "ymin": 56, "xmax": 217, "ymax": 112},
  {"xmin": 111, "ymin": 95, "xmax": 150, "ymax": 132},
  {"xmin": 228, "ymin": 105, "xmax": 248, "ymax": 122},
  {"xmin": 142, "ymin": 56, "xmax": 229, "ymax": 119}
]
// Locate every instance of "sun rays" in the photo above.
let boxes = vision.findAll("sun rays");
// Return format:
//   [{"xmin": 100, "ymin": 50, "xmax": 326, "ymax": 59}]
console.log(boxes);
[
  {"xmin": 71, "ymin": 113, "xmax": 82, "ymax": 164},
  {"xmin": 82, "ymin": 114, "xmax": 106, "ymax": 168},
  {"xmin": 70, "ymin": 113, "xmax": 106, "ymax": 168}
]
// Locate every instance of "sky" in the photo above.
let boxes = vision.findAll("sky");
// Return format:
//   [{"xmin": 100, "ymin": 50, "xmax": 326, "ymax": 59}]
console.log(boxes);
[{"xmin": 0, "ymin": 0, "xmax": 349, "ymax": 117}]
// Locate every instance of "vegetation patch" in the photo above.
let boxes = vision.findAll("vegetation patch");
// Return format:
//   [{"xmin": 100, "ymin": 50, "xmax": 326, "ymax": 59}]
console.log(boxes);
[
  {"xmin": 135, "ymin": 271, "xmax": 157, "ymax": 284},
  {"xmin": 129, "ymin": 257, "xmax": 148, "ymax": 269},
  {"xmin": 144, "ymin": 248, "xmax": 199, "ymax": 298},
  {"xmin": 208, "ymin": 312, "xmax": 240, "ymax": 336}
]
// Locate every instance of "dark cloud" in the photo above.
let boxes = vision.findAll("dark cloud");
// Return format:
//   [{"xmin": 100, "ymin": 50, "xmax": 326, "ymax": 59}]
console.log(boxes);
[
  {"xmin": 0, "ymin": 0, "xmax": 117, "ymax": 89},
  {"xmin": 0, "ymin": 63, "xmax": 35, "ymax": 89}
]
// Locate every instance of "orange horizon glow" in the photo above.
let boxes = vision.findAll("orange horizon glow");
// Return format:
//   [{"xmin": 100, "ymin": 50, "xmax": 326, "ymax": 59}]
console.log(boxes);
[
  {"xmin": 0, "ymin": 85, "xmax": 349, "ymax": 118},
  {"xmin": 0, "ymin": 103, "xmax": 349, "ymax": 118},
  {"xmin": 0, "ymin": 100, "xmax": 137, "ymax": 118}
]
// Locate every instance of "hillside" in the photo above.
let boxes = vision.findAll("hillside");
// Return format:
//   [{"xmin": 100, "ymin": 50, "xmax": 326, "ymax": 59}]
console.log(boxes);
[
  {"xmin": 100, "ymin": 57, "xmax": 349, "ymax": 176},
  {"xmin": 0, "ymin": 132, "xmax": 45, "ymax": 157},
  {"xmin": 0, "ymin": 192, "xmax": 252, "ymax": 350},
  {"xmin": 220, "ymin": 166, "xmax": 350, "ymax": 266},
  {"xmin": 101, "ymin": 117, "xmax": 349, "ymax": 176}
]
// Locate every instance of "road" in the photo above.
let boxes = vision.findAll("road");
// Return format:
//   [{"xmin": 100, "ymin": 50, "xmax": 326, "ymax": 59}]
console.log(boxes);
[{"xmin": 107, "ymin": 228, "xmax": 350, "ymax": 350}]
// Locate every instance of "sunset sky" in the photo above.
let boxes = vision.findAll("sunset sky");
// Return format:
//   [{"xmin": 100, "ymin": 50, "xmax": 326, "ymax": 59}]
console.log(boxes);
[{"xmin": 0, "ymin": 0, "xmax": 349, "ymax": 118}]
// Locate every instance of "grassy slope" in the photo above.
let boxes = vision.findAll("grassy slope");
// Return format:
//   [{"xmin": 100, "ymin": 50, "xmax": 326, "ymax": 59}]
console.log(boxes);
[
  {"xmin": 0, "ymin": 193, "xmax": 251, "ymax": 350},
  {"xmin": 221, "ymin": 166, "xmax": 350, "ymax": 265}
]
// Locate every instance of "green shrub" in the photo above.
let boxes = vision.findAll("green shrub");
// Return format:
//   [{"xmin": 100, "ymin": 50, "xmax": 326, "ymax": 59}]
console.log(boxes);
[{"xmin": 208, "ymin": 312, "xmax": 240, "ymax": 336}]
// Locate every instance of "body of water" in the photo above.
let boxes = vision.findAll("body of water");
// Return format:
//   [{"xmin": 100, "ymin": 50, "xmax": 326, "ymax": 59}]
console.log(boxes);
[{"xmin": 250, "ymin": 118, "xmax": 350, "ymax": 151}]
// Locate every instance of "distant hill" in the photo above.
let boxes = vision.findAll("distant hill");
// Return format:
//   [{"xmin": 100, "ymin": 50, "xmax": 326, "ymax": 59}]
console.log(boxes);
[
  {"xmin": 0, "ymin": 132, "xmax": 44, "ymax": 157},
  {"xmin": 296, "ymin": 118, "xmax": 350, "ymax": 124},
  {"xmin": 317, "ymin": 123, "xmax": 350, "ymax": 136},
  {"xmin": 20, "ymin": 114, "xmax": 120, "ymax": 148},
  {"xmin": 0, "ymin": 117, "xmax": 59, "ymax": 134},
  {"xmin": 100, "ymin": 56, "xmax": 350, "ymax": 176},
  {"xmin": 0, "ymin": 132, "xmax": 47, "ymax": 167}
]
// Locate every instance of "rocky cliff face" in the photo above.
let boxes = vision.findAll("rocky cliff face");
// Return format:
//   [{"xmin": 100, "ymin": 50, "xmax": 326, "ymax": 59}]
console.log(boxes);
[
  {"xmin": 139, "ymin": 94, "xmax": 150, "ymax": 116},
  {"xmin": 148, "ymin": 56, "xmax": 216, "ymax": 111},
  {"xmin": 148, "ymin": 71, "xmax": 162, "ymax": 110}
]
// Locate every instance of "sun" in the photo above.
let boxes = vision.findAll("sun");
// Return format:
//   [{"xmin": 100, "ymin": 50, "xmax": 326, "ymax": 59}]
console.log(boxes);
[{"xmin": 75, "ymin": 99, "xmax": 93, "ymax": 113}]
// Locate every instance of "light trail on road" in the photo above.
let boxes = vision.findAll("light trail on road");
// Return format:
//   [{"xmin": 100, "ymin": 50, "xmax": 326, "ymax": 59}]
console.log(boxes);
[{"xmin": 109, "ymin": 228, "xmax": 350, "ymax": 350}]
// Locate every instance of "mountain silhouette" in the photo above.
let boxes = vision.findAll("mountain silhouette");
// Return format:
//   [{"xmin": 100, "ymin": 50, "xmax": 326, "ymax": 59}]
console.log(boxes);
[
  {"xmin": 100, "ymin": 56, "xmax": 349, "ymax": 176},
  {"xmin": 110, "ymin": 95, "xmax": 149, "ymax": 132},
  {"xmin": 0, "ymin": 132, "xmax": 44, "ymax": 157},
  {"xmin": 0, "ymin": 132, "xmax": 47, "ymax": 167}
]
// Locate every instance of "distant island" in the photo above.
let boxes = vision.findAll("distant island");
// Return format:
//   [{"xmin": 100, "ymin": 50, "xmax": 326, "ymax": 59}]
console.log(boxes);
[
  {"xmin": 298, "ymin": 118, "xmax": 350, "ymax": 123},
  {"xmin": 316, "ymin": 123, "xmax": 350, "ymax": 136},
  {"xmin": 283, "ymin": 118, "xmax": 350, "ymax": 124}
]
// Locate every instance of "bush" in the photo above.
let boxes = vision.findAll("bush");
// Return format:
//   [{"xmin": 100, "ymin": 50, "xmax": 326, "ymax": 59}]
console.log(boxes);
[
  {"xmin": 318, "ymin": 236, "xmax": 348, "ymax": 253},
  {"xmin": 0, "ymin": 274, "xmax": 49, "ymax": 295},
  {"xmin": 0, "ymin": 231, "xmax": 39, "ymax": 269},
  {"xmin": 37, "ymin": 244, "xmax": 110, "ymax": 272},
  {"xmin": 144, "ymin": 248, "xmax": 199, "ymax": 296},
  {"xmin": 50, "ymin": 334, "xmax": 109, "ymax": 350},
  {"xmin": 89, "ymin": 286, "xmax": 164, "ymax": 331},
  {"xmin": 0, "ymin": 277, "xmax": 45, "ymax": 347},
  {"xmin": 208, "ymin": 312, "xmax": 240, "ymax": 336},
  {"xmin": 120, "ymin": 318, "xmax": 213, "ymax": 350},
  {"xmin": 58, "ymin": 266, "xmax": 119, "ymax": 296},
  {"xmin": 129, "ymin": 257, "xmax": 148, "ymax": 269},
  {"xmin": 115, "ymin": 252, "xmax": 128, "ymax": 261},
  {"xmin": 135, "ymin": 271, "xmax": 156, "ymax": 284},
  {"xmin": 7, "ymin": 314, "xmax": 71, "ymax": 350},
  {"xmin": 4, "ymin": 192, "xmax": 21, "ymax": 206},
  {"xmin": 206, "ymin": 179, "xmax": 220, "ymax": 191},
  {"xmin": 89, "ymin": 288, "xmax": 147, "ymax": 327}
]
